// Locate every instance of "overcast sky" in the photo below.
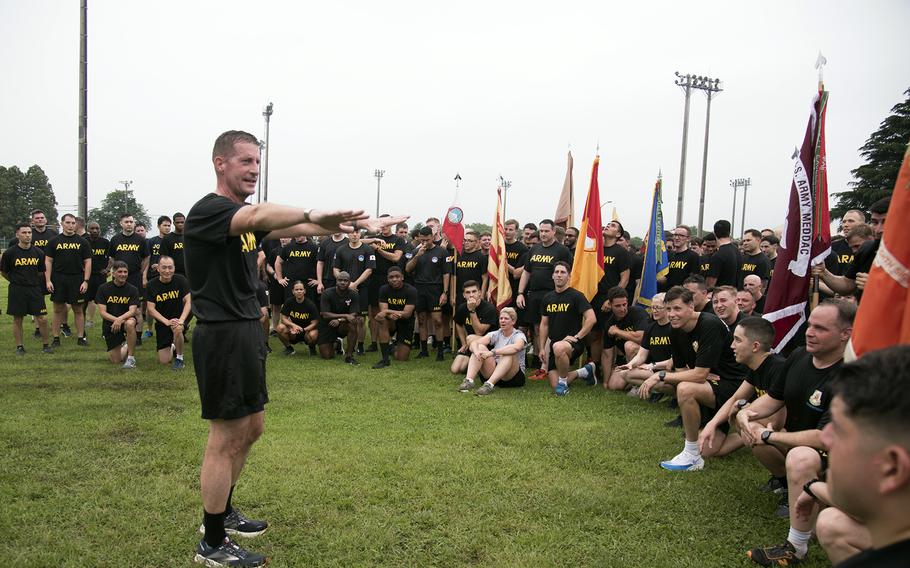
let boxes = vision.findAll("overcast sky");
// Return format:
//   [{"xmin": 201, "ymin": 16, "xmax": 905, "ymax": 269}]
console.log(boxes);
[{"xmin": 2, "ymin": 1, "xmax": 907, "ymax": 236}]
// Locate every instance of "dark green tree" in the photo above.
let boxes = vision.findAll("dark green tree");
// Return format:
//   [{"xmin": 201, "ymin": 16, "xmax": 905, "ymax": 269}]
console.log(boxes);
[
  {"xmin": 832, "ymin": 87, "xmax": 910, "ymax": 218},
  {"xmin": 0, "ymin": 165, "xmax": 59, "ymax": 239},
  {"xmin": 88, "ymin": 189, "xmax": 151, "ymax": 237},
  {"xmin": 466, "ymin": 222, "xmax": 492, "ymax": 235}
]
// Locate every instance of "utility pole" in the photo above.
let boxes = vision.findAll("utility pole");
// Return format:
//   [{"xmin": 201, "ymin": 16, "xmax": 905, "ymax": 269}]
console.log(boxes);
[
  {"xmin": 262, "ymin": 102, "xmax": 273, "ymax": 202},
  {"xmin": 674, "ymin": 72, "xmax": 723, "ymax": 230},
  {"xmin": 119, "ymin": 180, "xmax": 133, "ymax": 213},
  {"xmin": 498, "ymin": 175, "xmax": 512, "ymax": 220},
  {"xmin": 374, "ymin": 169, "xmax": 385, "ymax": 218},
  {"xmin": 729, "ymin": 178, "xmax": 750, "ymax": 237},
  {"xmin": 78, "ymin": 0, "xmax": 88, "ymax": 219},
  {"xmin": 256, "ymin": 140, "xmax": 265, "ymax": 203},
  {"xmin": 740, "ymin": 177, "xmax": 752, "ymax": 238}
]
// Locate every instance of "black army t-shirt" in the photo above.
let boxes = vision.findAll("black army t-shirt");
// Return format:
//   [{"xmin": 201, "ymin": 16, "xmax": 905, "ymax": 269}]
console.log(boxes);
[
  {"xmin": 666, "ymin": 249, "xmax": 700, "ymax": 288},
  {"xmin": 30, "ymin": 227, "xmax": 58, "ymax": 252},
  {"xmin": 334, "ymin": 243, "xmax": 376, "ymax": 284},
  {"xmin": 378, "ymin": 283, "xmax": 418, "ymax": 315},
  {"xmin": 88, "ymin": 236, "xmax": 110, "ymax": 274},
  {"xmin": 46, "ymin": 233, "xmax": 91, "ymax": 274},
  {"xmin": 184, "ymin": 193, "xmax": 267, "ymax": 322},
  {"xmin": 708, "ymin": 243, "xmax": 741, "ymax": 288},
  {"xmin": 372, "ymin": 234, "xmax": 406, "ymax": 277},
  {"xmin": 320, "ymin": 286, "xmax": 359, "ymax": 316},
  {"xmin": 160, "ymin": 232, "xmax": 186, "ymax": 275},
  {"xmin": 739, "ymin": 251, "xmax": 770, "ymax": 287},
  {"xmin": 541, "ymin": 287, "xmax": 592, "ymax": 341},
  {"xmin": 280, "ymin": 239, "xmax": 319, "ymax": 284},
  {"xmin": 146, "ymin": 274, "xmax": 189, "ymax": 320},
  {"xmin": 603, "ymin": 305, "xmax": 650, "ymax": 348},
  {"xmin": 107, "ymin": 232, "xmax": 149, "ymax": 275},
  {"xmin": 1, "ymin": 245, "xmax": 44, "ymax": 286},
  {"xmin": 317, "ymin": 236, "xmax": 348, "ymax": 289},
  {"xmin": 745, "ymin": 353, "xmax": 786, "ymax": 398},
  {"xmin": 452, "ymin": 249, "xmax": 487, "ymax": 300},
  {"xmin": 505, "ymin": 240, "xmax": 528, "ymax": 295},
  {"xmin": 525, "ymin": 242, "xmax": 573, "ymax": 292},
  {"xmin": 642, "ymin": 320, "xmax": 673, "ymax": 363},
  {"xmin": 281, "ymin": 296, "xmax": 320, "ymax": 328},
  {"xmin": 411, "ymin": 244, "xmax": 449, "ymax": 285},
  {"xmin": 599, "ymin": 243, "xmax": 630, "ymax": 295},
  {"xmin": 95, "ymin": 280, "xmax": 140, "ymax": 318},
  {"xmin": 768, "ymin": 348, "xmax": 842, "ymax": 433},
  {"xmin": 670, "ymin": 312, "xmax": 745, "ymax": 382},
  {"xmin": 454, "ymin": 299, "xmax": 499, "ymax": 336}
]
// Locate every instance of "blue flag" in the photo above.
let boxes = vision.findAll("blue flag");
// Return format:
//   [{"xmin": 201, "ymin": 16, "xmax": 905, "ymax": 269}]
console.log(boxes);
[{"xmin": 637, "ymin": 176, "xmax": 669, "ymax": 308}]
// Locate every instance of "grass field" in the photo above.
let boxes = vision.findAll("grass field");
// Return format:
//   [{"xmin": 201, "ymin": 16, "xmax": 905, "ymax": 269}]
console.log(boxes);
[{"xmin": 0, "ymin": 288, "xmax": 831, "ymax": 567}]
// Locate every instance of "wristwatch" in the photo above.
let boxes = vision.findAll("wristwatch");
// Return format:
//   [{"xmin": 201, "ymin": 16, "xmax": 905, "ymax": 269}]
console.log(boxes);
[
  {"xmin": 803, "ymin": 478, "xmax": 821, "ymax": 500},
  {"xmin": 734, "ymin": 399, "xmax": 749, "ymax": 410},
  {"xmin": 761, "ymin": 430, "xmax": 773, "ymax": 445},
  {"xmin": 658, "ymin": 371, "xmax": 666, "ymax": 382}
]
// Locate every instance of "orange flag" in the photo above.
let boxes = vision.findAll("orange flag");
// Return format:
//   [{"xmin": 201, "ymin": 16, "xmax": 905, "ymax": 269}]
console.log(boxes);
[
  {"xmin": 487, "ymin": 187, "xmax": 513, "ymax": 309},
  {"xmin": 847, "ymin": 139, "xmax": 910, "ymax": 359},
  {"xmin": 568, "ymin": 155, "xmax": 604, "ymax": 300}
]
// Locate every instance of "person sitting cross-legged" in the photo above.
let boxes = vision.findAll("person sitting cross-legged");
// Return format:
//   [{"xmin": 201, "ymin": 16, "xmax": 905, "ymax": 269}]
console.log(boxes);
[
  {"xmin": 276, "ymin": 280, "xmax": 319, "ymax": 356},
  {"xmin": 457, "ymin": 307, "xmax": 528, "ymax": 395},
  {"xmin": 610, "ymin": 292, "xmax": 673, "ymax": 393}
]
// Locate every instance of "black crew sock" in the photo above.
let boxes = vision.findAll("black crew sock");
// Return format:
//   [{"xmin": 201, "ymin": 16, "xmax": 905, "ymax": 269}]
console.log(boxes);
[
  {"xmin": 420, "ymin": 340, "xmax": 428, "ymax": 353},
  {"xmin": 435, "ymin": 336, "xmax": 443, "ymax": 350},
  {"xmin": 226, "ymin": 484, "xmax": 235, "ymax": 515},
  {"xmin": 380, "ymin": 342, "xmax": 390, "ymax": 362},
  {"xmin": 203, "ymin": 509, "xmax": 227, "ymax": 546},
  {"xmin": 42, "ymin": 343, "xmax": 49, "ymax": 348},
  {"xmin": 357, "ymin": 341, "xmax": 364, "ymax": 351}
]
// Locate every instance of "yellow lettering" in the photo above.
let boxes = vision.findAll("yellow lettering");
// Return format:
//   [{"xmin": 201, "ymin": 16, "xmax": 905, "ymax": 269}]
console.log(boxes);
[
  {"xmin": 545, "ymin": 302, "xmax": 571, "ymax": 313},
  {"xmin": 289, "ymin": 250, "xmax": 313, "ymax": 258},
  {"xmin": 93, "ymin": 248, "xmax": 106, "ymax": 256},
  {"xmin": 529, "ymin": 254, "xmax": 555, "ymax": 263},
  {"xmin": 649, "ymin": 336, "xmax": 670, "ymax": 346},
  {"xmin": 388, "ymin": 297, "xmax": 407, "ymax": 306},
  {"xmin": 742, "ymin": 263, "xmax": 757, "ymax": 272},
  {"xmin": 240, "ymin": 232, "xmax": 257, "ymax": 253},
  {"xmin": 604, "ymin": 256, "xmax": 615, "ymax": 265},
  {"xmin": 155, "ymin": 290, "xmax": 180, "ymax": 303},
  {"xmin": 56, "ymin": 242, "xmax": 81, "ymax": 251},
  {"xmin": 15, "ymin": 257, "xmax": 40, "ymax": 267},
  {"xmin": 289, "ymin": 310, "xmax": 312, "ymax": 321},
  {"xmin": 456, "ymin": 260, "xmax": 479, "ymax": 269},
  {"xmin": 106, "ymin": 295, "xmax": 130, "ymax": 304},
  {"xmin": 173, "ymin": 242, "xmax": 184, "ymax": 250},
  {"xmin": 116, "ymin": 244, "xmax": 140, "ymax": 252},
  {"xmin": 669, "ymin": 260, "xmax": 687, "ymax": 270}
]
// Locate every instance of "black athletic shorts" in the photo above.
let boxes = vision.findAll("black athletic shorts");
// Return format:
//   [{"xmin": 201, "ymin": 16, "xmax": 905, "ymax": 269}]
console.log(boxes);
[
  {"xmin": 548, "ymin": 338, "xmax": 587, "ymax": 365},
  {"xmin": 86, "ymin": 273, "xmax": 107, "ymax": 306},
  {"xmin": 268, "ymin": 280, "xmax": 285, "ymax": 306},
  {"xmin": 700, "ymin": 378, "xmax": 744, "ymax": 432},
  {"xmin": 388, "ymin": 317, "xmax": 415, "ymax": 347},
  {"xmin": 368, "ymin": 280, "xmax": 382, "ymax": 307},
  {"xmin": 7, "ymin": 284, "xmax": 47, "ymax": 317},
  {"xmin": 50, "ymin": 273, "xmax": 86, "ymax": 305},
  {"xmin": 127, "ymin": 272, "xmax": 145, "ymax": 301},
  {"xmin": 317, "ymin": 320, "xmax": 351, "ymax": 345},
  {"xmin": 193, "ymin": 319, "xmax": 268, "ymax": 420},
  {"xmin": 416, "ymin": 284, "xmax": 443, "ymax": 313},
  {"xmin": 591, "ymin": 292, "xmax": 610, "ymax": 327},
  {"xmin": 287, "ymin": 328, "xmax": 316, "ymax": 345},
  {"xmin": 522, "ymin": 290, "xmax": 546, "ymax": 325},
  {"xmin": 354, "ymin": 287, "xmax": 369, "ymax": 316},
  {"xmin": 102, "ymin": 318, "xmax": 135, "ymax": 351},
  {"xmin": 155, "ymin": 321, "xmax": 177, "ymax": 351},
  {"xmin": 498, "ymin": 369, "xmax": 526, "ymax": 388}
]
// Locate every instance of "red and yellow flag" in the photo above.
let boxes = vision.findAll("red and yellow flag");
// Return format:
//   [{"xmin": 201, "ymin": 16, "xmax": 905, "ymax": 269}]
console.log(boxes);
[
  {"xmin": 569, "ymin": 155, "xmax": 604, "ymax": 300},
  {"xmin": 486, "ymin": 187, "xmax": 513, "ymax": 309},
  {"xmin": 848, "ymin": 139, "xmax": 910, "ymax": 359}
]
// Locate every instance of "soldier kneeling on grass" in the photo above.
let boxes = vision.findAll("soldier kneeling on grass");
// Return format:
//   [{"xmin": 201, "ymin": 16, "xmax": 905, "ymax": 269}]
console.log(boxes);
[
  {"xmin": 95, "ymin": 261, "xmax": 140, "ymax": 369},
  {"xmin": 317, "ymin": 271, "xmax": 359, "ymax": 365},
  {"xmin": 276, "ymin": 280, "xmax": 319, "ymax": 356}
]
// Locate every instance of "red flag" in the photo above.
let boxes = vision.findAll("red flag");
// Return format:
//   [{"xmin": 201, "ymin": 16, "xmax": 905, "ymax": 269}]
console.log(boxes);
[
  {"xmin": 486, "ymin": 188, "xmax": 513, "ymax": 309},
  {"xmin": 764, "ymin": 89, "xmax": 832, "ymax": 351},
  {"xmin": 847, "ymin": 139, "xmax": 910, "ymax": 359},
  {"xmin": 442, "ymin": 205, "xmax": 465, "ymax": 254},
  {"xmin": 568, "ymin": 155, "xmax": 605, "ymax": 300}
]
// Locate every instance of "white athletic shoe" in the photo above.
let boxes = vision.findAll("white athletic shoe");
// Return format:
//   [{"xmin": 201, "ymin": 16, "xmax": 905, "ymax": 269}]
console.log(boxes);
[
  {"xmin": 122, "ymin": 357, "xmax": 137, "ymax": 370},
  {"xmin": 659, "ymin": 450, "xmax": 704, "ymax": 471}
]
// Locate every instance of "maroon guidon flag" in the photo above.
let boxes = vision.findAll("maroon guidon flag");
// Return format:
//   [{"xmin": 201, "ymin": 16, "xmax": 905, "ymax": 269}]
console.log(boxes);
[{"xmin": 763, "ymin": 88, "xmax": 832, "ymax": 351}]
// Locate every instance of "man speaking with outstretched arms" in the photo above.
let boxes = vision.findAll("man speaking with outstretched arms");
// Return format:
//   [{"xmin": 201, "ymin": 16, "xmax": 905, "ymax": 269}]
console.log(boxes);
[{"xmin": 185, "ymin": 130, "xmax": 405, "ymax": 567}]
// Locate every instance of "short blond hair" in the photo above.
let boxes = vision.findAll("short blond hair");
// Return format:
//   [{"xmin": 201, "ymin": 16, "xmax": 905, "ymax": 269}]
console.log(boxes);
[{"xmin": 500, "ymin": 307, "xmax": 518, "ymax": 322}]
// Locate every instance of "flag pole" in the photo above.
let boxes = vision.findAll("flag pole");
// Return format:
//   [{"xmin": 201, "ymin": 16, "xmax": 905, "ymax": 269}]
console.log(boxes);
[{"xmin": 810, "ymin": 52, "xmax": 827, "ymax": 311}]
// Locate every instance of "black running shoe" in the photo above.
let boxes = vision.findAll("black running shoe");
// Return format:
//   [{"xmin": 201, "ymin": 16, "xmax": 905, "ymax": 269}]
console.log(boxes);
[
  {"xmin": 51, "ymin": 337, "xmax": 61, "ymax": 348},
  {"xmin": 415, "ymin": 351, "xmax": 429, "ymax": 359},
  {"xmin": 774, "ymin": 493, "xmax": 790, "ymax": 518},
  {"xmin": 77, "ymin": 337, "xmax": 88, "ymax": 347},
  {"xmin": 372, "ymin": 359, "xmax": 390, "ymax": 369},
  {"xmin": 746, "ymin": 541, "xmax": 804, "ymax": 566},
  {"xmin": 759, "ymin": 476, "xmax": 787, "ymax": 494},
  {"xmin": 265, "ymin": 344, "xmax": 272, "ymax": 354},
  {"xmin": 344, "ymin": 356, "xmax": 359, "ymax": 366},
  {"xmin": 355, "ymin": 347, "xmax": 365, "ymax": 356},
  {"xmin": 42, "ymin": 345, "xmax": 53, "ymax": 354},
  {"xmin": 664, "ymin": 415, "xmax": 683, "ymax": 428},
  {"xmin": 194, "ymin": 537, "xmax": 267, "ymax": 567},
  {"xmin": 365, "ymin": 343, "xmax": 378, "ymax": 352},
  {"xmin": 61, "ymin": 324, "xmax": 73, "ymax": 337},
  {"xmin": 283, "ymin": 346, "xmax": 295, "ymax": 356},
  {"xmin": 33, "ymin": 328, "xmax": 41, "ymax": 340},
  {"xmin": 436, "ymin": 350, "xmax": 445, "ymax": 361},
  {"xmin": 198, "ymin": 509, "xmax": 269, "ymax": 539},
  {"xmin": 269, "ymin": 329, "xmax": 278, "ymax": 337},
  {"xmin": 16, "ymin": 346, "xmax": 25, "ymax": 356}
]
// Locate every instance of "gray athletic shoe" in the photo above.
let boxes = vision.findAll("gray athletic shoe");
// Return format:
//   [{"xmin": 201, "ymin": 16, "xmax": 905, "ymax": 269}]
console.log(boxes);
[
  {"xmin": 121, "ymin": 357, "xmax": 137, "ymax": 370},
  {"xmin": 194, "ymin": 537, "xmax": 266, "ymax": 567},
  {"xmin": 475, "ymin": 383, "xmax": 494, "ymax": 396},
  {"xmin": 457, "ymin": 378, "xmax": 475, "ymax": 392}
]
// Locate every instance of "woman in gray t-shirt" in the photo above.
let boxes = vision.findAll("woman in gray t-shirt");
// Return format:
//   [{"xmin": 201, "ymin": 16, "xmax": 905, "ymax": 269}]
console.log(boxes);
[{"xmin": 456, "ymin": 307, "xmax": 527, "ymax": 395}]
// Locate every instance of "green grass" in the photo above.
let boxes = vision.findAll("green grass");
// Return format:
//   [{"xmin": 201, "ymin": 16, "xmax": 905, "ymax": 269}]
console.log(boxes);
[{"xmin": 0, "ymin": 287, "xmax": 831, "ymax": 567}]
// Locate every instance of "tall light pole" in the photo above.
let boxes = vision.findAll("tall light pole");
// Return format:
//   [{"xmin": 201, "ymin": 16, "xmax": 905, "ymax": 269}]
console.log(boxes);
[
  {"xmin": 674, "ymin": 72, "xmax": 723, "ymax": 230},
  {"xmin": 78, "ymin": 0, "xmax": 88, "ymax": 219},
  {"xmin": 374, "ymin": 169, "xmax": 385, "ymax": 218},
  {"xmin": 739, "ymin": 177, "xmax": 752, "ymax": 238},
  {"xmin": 261, "ymin": 102, "xmax": 273, "ymax": 202},
  {"xmin": 256, "ymin": 140, "xmax": 265, "ymax": 203},
  {"xmin": 729, "ymin": 178, "xmax": 750, "ymax": 237},
  {"xmin": 695, "ymin": 76, "xmax": 722, "ymax": 236},
  {"xmin": 499, "ymin": 175, "xmax": 512, "ymax": 220}
]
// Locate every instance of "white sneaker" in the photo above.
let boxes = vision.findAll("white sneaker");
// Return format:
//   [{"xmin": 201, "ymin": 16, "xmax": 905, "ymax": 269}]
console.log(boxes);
[
  {"xmin": 627, "ymin": 386, "xmax": 640, "ymax": 397},
  {"xmin": 122, "ymin": 357, "xmax": 137, "ymax": 370},
  {"xmin": 659, "ymin": 450, "xmax": 704, "ymax": 471},
  {"xmin": 457, "ymin": 378, "xmax": 475, "ymax": 392}
]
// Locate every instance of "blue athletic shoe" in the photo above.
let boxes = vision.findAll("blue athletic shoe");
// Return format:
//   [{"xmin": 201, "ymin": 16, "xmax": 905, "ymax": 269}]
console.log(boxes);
[
  {"xmin": 581, "ymin": 362, "xmax": 597, "ymax": 386},
  {"xmin": 143, "ymin": 330, "xmax": 153, "ymax": 339},
  {"xmin": 659, "ymin": 450, "xmax": 705, "ymax": 471},
  {"xmin": 555, "ymin": 382, "xmax": 569, "ymax": 397},
  {"xmin": 172, "ymin": 358, "xmax": 185, "ymax": 371}
]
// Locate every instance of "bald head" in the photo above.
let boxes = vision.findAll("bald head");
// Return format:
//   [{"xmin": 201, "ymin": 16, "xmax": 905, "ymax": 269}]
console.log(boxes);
[{"xmin": 743, "ymin": 274, "xmax": 763, "ymax": 297}]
